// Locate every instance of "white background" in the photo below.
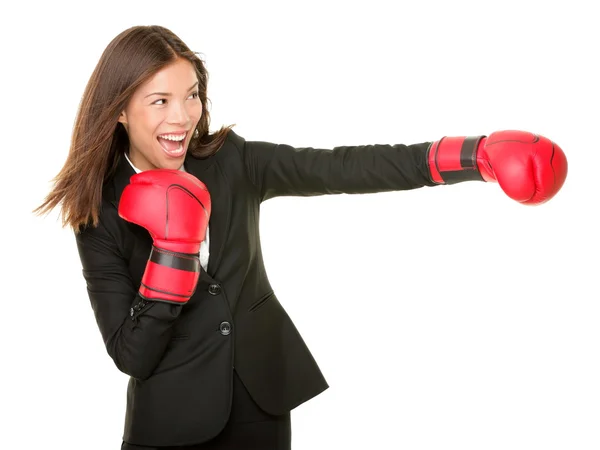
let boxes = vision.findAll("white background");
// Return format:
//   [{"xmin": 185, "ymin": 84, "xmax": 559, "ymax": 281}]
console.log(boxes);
[{"xmin": 3, "ymin": 0, "xmax": 599, "ymax": 449}]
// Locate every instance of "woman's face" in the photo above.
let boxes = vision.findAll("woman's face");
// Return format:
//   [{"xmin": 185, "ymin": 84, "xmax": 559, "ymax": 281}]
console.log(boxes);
[{"xmin": 118, "ymin": 58, "xmax": 202, "ymax": 171}]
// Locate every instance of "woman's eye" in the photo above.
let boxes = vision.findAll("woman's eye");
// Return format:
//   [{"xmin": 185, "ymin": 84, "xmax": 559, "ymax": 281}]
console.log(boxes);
[{"xmin": 153, "ymin": 92, "xmax": 198, "ymax": 105}]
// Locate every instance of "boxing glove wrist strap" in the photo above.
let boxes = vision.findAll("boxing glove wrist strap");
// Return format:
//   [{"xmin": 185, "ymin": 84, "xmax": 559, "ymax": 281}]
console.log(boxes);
[
  {"xmin": 427, "ymin": 135, "xmax": 486, "ymax": 184},
  {"xmin": 139, "ymin": 246, "xmax": 201, "ymax": 303},
  {"xmin": 149, "ymin": 246, "xmax": 200, "ymax": 272}
]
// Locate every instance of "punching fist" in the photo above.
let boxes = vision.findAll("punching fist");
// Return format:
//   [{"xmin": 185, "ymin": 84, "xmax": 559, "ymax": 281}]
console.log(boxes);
[
  {"xmin": 118, "ymin": 170, "xmax": 211, "ymax": 303},
  {"xmin": 427, "ymin": 130, "xmax": 568, "ymax": 205}
]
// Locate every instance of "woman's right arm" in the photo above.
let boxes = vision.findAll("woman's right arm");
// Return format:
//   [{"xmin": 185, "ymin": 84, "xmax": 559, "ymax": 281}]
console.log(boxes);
[{"xmin": 75, "ymin": 215, "xmax": 183, "ymax": 381}]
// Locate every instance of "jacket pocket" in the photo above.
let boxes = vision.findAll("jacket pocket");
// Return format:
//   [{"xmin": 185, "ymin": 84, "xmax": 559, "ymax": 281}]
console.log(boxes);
[
  {"xmin": 248, "ymin": 290, "xmax": 275, "ymax": 312},
  {"xmin": 170, "ymin": 332, "xmax": 190, "ymax": 340}
]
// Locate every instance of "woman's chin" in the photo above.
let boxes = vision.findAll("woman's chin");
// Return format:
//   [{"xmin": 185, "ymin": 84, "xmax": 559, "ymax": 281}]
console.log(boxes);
[{"xmin": 158, "ymin": 159, "xmax": 186, "ymax": 170}]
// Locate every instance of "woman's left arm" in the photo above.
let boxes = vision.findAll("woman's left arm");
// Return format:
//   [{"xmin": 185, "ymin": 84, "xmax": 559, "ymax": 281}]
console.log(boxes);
[
  {"xmin": 239, "ymin": 130, "xmax": 567, "ymax": 205},
  {"xmin": 241, "ymin": 136, "xmax": 438, "ymax": 202}
]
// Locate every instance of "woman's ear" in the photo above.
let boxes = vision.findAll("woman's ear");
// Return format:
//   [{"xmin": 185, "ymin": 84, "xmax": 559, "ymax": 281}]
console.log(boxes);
[{"xmin": 118, "ymin": 111, "xmax": 128, "ymax": 131}]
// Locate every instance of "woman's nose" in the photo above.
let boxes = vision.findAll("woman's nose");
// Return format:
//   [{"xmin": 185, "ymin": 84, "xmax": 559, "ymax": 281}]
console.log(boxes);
[{"xmin": 167, "ymin": 102, "xmax": 190, "ymax": 124}]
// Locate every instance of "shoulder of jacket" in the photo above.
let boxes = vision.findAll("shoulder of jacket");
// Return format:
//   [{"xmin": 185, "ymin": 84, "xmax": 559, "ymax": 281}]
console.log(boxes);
[
  {"xmin": 220, "ymin": 128, "xmax": 250, "ymax": 162},
  {"xmin": 225, "ymin": 128, "xmax": 246, "ymax": 148}
]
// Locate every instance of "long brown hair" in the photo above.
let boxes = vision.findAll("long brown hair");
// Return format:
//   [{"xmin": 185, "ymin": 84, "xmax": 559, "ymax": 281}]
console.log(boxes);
[{"xmin": 34, "ymin": 25, "xmax": 234, "ymax": 231}]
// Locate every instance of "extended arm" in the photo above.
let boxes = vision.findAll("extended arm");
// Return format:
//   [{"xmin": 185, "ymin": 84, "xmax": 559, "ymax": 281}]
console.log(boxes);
[
  {"xmin": 239, "ymin": 129, "xmax": 567, "ymax": 205},
  {"xmin": 241, "ymin": 137, "xmax": 436, "ymax": 202}
]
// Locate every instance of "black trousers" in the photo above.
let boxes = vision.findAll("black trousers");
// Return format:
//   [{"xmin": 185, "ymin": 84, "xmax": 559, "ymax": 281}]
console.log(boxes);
[{"xmin": 121, "ymin": 369, "xmax": 292, "ymax": 450}]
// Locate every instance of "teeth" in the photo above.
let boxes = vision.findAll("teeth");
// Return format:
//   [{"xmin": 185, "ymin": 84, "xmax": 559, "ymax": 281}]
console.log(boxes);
[{"xmin": 158, "ymin": 133, "xmax": 186, "ymax": 141}]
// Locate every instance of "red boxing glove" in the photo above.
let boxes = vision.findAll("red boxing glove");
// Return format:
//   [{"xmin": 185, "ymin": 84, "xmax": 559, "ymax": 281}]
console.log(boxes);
[
  {"xmin": 427, "ymin": 130, "xmax": 568, "ymax": 205},
  {"xmin": 118, "ymin": 169, "xmax": 211, "ymax": 303}
]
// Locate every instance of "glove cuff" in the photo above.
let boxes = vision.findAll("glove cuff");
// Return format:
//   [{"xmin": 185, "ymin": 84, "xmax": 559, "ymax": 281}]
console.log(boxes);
[
  {"xmin": 139, "ymin": 246, "xmax": 201, "ymax": 303},
  {"xmin": 427, "ymin": 135, "xmax": 486, "ymax": 184}
]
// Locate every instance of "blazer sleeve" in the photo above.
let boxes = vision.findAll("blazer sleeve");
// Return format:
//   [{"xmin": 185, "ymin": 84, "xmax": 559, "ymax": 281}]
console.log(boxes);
[
  {"xmin": 75, "ymin": 211, "xmax": 183, "ymax": 381},
  {"xmin": 240, "ymin": 135, "xmax": 438, "ymax": 202}
]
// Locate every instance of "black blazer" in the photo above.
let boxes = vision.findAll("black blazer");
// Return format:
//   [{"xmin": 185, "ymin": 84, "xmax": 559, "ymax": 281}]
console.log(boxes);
[{"xmin": 75, "ymin": 129, "xmax": 437, "ymax": 446}]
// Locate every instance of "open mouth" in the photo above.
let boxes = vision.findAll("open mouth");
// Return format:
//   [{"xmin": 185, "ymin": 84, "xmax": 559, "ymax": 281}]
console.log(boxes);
[{"xmin": 157, "ymin": 132, "xmax": 187, "ymax": 157}]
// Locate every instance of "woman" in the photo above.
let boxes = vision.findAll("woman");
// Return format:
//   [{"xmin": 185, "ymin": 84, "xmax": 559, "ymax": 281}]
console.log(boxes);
[{"xmin": 35, "ymin": 25, "xmax": 567, "ymax": 449}]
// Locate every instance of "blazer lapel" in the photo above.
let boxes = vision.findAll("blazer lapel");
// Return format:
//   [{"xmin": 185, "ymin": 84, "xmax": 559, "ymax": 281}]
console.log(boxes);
[
  {"xmin": 183, "ymin": 154, "xmax": 231, "ymax": 277},
  {"xmin": 108, "ymin": 151, "xmax": 231, "ymax": 279}
]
